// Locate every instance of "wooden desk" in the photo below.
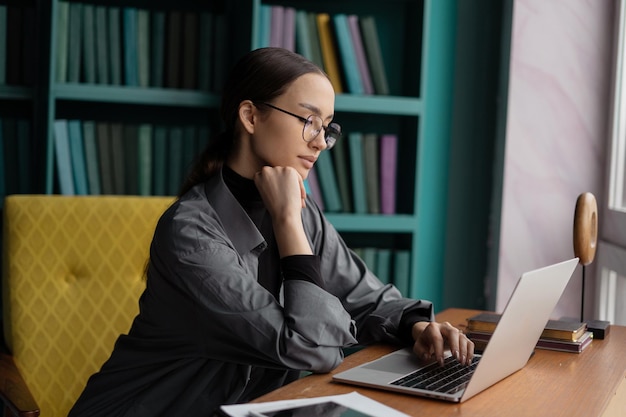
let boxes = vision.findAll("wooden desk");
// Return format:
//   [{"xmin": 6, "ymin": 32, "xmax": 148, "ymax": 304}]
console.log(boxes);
[{"xmin": 253, "ymin": 308, "xmax": 626, "ymax": 417}]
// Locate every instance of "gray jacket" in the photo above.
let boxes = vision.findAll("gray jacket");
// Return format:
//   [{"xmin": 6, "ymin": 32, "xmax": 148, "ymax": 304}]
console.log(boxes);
[{"xmin": 68, "ymin": 170, "xmax": 433, "ymax": 416}]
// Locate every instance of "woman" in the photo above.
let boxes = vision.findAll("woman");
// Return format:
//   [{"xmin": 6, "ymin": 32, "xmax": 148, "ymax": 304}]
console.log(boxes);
[{"xmin": 69, "ymin": 47, "xmax": 473, "ymax": 416}]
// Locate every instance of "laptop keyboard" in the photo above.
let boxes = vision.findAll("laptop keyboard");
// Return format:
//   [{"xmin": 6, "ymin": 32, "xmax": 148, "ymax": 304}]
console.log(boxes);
[{"xmin": 390, "ymin": 355, "xmax": 481, "ymax": 394}]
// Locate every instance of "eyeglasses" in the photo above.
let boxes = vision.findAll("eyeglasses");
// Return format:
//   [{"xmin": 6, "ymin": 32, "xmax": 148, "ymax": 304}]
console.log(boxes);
[{"xmin": 257, "ymin": 102, "xmax": 342, "ymax": 150}]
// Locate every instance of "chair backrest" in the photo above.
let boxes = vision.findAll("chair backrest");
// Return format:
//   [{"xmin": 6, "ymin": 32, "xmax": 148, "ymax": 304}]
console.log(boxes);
[{"xmin": 2, "ymin": 195, "xmax": 173, "ymax": 417}]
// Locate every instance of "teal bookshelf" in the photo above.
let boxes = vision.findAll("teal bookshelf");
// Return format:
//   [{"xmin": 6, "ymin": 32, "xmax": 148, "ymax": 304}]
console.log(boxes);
[{"xmin": 3, "ymin": 0, "xmax": 458, "ymax": 307}]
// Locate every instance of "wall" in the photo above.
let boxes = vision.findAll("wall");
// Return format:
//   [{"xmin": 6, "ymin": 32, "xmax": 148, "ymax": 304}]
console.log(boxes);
[{"xmin": 492, "ymin": 0, "xmax": 615, "ymax": 318}]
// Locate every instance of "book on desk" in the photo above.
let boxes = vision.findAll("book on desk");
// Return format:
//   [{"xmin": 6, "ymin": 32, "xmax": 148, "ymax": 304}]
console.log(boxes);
[{"xmin": 466, "ymin": 312, "xmax": 592, "ymax": 353}]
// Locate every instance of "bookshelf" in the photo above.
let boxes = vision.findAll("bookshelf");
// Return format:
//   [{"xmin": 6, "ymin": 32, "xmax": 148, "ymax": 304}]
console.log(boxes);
[{"xmin": 1, "ymin": 0, "xmax": 457, "ymax": 307}]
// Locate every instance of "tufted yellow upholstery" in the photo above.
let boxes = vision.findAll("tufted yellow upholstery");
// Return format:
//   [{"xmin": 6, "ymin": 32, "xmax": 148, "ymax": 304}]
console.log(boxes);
[{"xmin": 1, "ymin": 195, "xmax": 174, "ymax": 417}]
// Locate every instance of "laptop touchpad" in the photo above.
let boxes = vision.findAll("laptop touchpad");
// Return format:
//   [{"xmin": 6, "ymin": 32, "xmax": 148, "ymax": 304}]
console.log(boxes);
[{"xmin": 362, "ymin": 350, "xmax": 423, "ymax": 374}]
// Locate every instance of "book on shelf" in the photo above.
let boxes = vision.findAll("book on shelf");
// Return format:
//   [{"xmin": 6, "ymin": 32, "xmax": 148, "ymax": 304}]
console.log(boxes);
[
  {"xmin": 108, "ymin": 6, "xmax": 122, "ymax": 85},
  {"xmin": 282, "ymin": 7, "xmax": 296, "ymax": 52},
  {"xmin": 96, "ymin": 122, "xmax": 114, "ymax": 194},
  {"xmin": 269, "ymin": 5, "xmax": 284, "ymax": 48},
  {"xmin": 331, "ymin": 134, "xmax": 353, "ymax": 213},
  {"xmin": 348, "ymin": 132, "xmax": 368, "ymax": 214},
  {"xmin": 393, "ymin": 249, "xmax": 411, "ymax": 297},
  {"xmin": 468, "ymin": 329, "xmax": 594, "ymax": 354},
  {"xmin": 306, "ymin": 11, "xmax": 325, "ymax": 70},
  {"xmin": 94, "ymin": 5, "xmax": 109, "ymax": 85},
  {"xmin": 150, "ymin": 10, "xmax": 165, "ymax": 88},
  {"xmin": 109, "ymin": 122, "xmax": 126, "ymax": 194},
  {"xmin": 466, "ymin": 312, "xmax": 588, "ymax": 342},
  {"xmin": 332, "ymin": 14, "xmax": 364, "ymax": 95},
  {"xmin": 67, "ymin": 119, "xmax": 89, "ymax": 195},
  {"xmin": 137, "ymin": 9, "xmax": 150, "ymax": 87},
  {"xmin": 314, "ymin": 150, "xmax": 342, "ymax": 212},
  {"xmin": 67, "ymin": 2, "xmax": 83, "ymax": 83},
  {"xmin": 363, "ymin": 133, "xmax": 380, "ymax": 214},
  {"xmin": 306, "ymin": 167, "xmax": 325, "ymax": 211},
  {"xmin": 316, "ymin": 13, "xmax": 344, "ymax": 93},
  {"xmin": 379, "ymin": 133, "xmax": 398, "ymax": 214},
  {"xmin": 123, "ymin": 124, "xmax": 139, "ymax": 195},
  {"xmin": 82, "ymin": 3, "xmax": 96, "ymax": 84},
  {"xmin": 359, "ymin": 15, "xmax": 389, "ymax": 95},
  {"xmin": 56, "ymin": 1, "xmax": 69, "ymax": 83},
  {"xmin": 122, "ymin": 7, "xmax": 139, "ymax": 86},
  {"xmin": 82, "ymin": 120, "xmax": 101, "ymax": 195},
  {"xmin": 375, "ymin": 248, "xmax": 392, "ymax": 285},
  {"xmin": 347, "ymin": 14, "xmax": 374, "ymax": 95},
  {"xmin": 137, "ymin": 124, "xmax": 153, "ymax": 196},
  {"xmin": 53, "ymin": 120, "xmax": 75, "ymax": 195},
  {"xmin": 256, "ymin": 5, "xmax": 272, "ymax": 48}
]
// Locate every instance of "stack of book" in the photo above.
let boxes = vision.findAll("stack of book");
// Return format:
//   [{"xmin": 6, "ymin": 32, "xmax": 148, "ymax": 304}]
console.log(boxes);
[{"xmin": 466, "ymin": 312, "xmax": 593, "ymax": 354}]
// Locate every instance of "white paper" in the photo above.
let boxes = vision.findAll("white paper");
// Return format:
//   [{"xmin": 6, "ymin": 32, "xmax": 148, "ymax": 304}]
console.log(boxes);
[{"xmin": 219, "ymin": 391, "xmax": 410, "ymax": 417}]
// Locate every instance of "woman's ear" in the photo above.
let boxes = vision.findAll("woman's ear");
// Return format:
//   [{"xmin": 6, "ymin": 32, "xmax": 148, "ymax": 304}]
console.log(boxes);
[{"xmin": 238, "ymin": 100, "xmax": 256, "ymax": 135}]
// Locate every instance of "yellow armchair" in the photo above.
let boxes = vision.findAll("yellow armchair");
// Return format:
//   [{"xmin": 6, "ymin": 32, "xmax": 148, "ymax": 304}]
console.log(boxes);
[{"xmin": 1, "ymin": 195, "xmax": 173, "ymax": 417}]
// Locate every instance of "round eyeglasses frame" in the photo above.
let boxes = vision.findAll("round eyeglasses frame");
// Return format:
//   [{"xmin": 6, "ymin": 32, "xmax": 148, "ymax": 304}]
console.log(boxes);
[{"xmin": 256, "ymin": 102, "xmax": 341, "ymax": 149}]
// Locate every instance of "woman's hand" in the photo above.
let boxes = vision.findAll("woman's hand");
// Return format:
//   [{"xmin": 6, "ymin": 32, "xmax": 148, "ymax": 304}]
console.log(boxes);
[
  {"xmin": 411, "ymin": 321, "xmax": 474, "ymax": 366},
  {"xmin": 254, "ymin": 166, "xmax": 312, "ymax": 257}
]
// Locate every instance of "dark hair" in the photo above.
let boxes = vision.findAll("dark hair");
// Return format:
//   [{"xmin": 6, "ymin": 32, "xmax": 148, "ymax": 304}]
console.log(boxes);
[{"xmin": 178, "ymin": 47, "xmax": 327, "ymax": 196}]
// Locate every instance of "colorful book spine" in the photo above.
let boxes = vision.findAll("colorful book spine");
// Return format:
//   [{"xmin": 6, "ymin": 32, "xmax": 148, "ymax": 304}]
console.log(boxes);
[
  {"xmin": 109, "ymin": 123, "xmax": 125, "ymax": 194},
  {"xmin": 82, "ymin": 120, "xmax": 101, "ymax": 195},
  {"xmin": 375, "ymin": 248, "xmax": 392, "ymax": 285},
  {"xmin": 360, "ymin": 15, "xmax": 389, "ymax": 95},
  {"xmin": 314, "ymin": 150, "xmax": 343, "ymax": 212},
  {"xmin": 108, "ymin": 7, "xmax": 122, "ymax": 85},
  {"xmin": 269, "ymin": 6, "xmax": 285, "ymax": 48},
  {"xmin": 348, "ymin": 132, "xmax": 368, "ymax": 214},
  {"xmin": 81, "ymin": 3, "xmax": 96, "ymax": 84},
  {"xmin": 332, "ymin": 14, "xmax": 364, "ymax": 94},
  {"xmin": 67, "ymin": 119, "xmax": 89, "ymax": 195},
  {"xmin": 94, "ymin": 5, "xmax": 110, "ymax": 84},
  {"xmin": 96, "ymin": 122, "xmax": 114, "ymax": 194},
  {"xmin": 347, "ymin": 14, "xmax": 374, "ymax": 95},
  {"xmin": 67, "ymin": 2, "xmax": 83, "ymax": 83},
  {"xmin": 393, "ymin": 250, "xmax": 411, "ymax": 297},
  {"xmin": 332, "ymin": 135, "xmax": 353, "ymax": 213},
  {"xmin": 316, "ymin": 13, "xmax": 344, "ymax": 93},
  {"xmin": 53, "ymin": 120, "xmax": 75, "ymax": 195},
  {"xmin": 136, "ymin": 9, "xmax": 150, "ymax": 87},
  {"xmin": 282, "ymin": 7, "xmax": 296, "ymax": 52},
  {"xmin": 122, "ymin": 7, "xmax": 139, "ymax": 86},
  {"xmin": 306, "ymin": 167, "xmax": 325, "ymax": 211},
  {"xmin": 137, "ymin": 124, "xmax": 153, "ymax": 195},
  {"xmin": 379, "ymin": 134, "xmax": 398, "ymax": 214},
  {"xmin": 363, "ymin": 133, "xmax": 380, "ymax": 214}
]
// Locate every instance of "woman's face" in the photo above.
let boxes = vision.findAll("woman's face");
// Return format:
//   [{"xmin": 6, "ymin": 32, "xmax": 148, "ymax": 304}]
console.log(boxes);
[{"xmin": 238, "ymin": 72, "xmax": 336, "ymax": 179}]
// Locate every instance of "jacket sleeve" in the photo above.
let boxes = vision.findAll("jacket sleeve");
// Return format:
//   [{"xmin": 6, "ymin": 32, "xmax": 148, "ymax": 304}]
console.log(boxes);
[
  {"xmin": 302, "ymin": 197, "xmax": 434, "ymax": 345},
  {"xmin": 147, "ymin": 213, "xmax": 357, "ymax": 374}
]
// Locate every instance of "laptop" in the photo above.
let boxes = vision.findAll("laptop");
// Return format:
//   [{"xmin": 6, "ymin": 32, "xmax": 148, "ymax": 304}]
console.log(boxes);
[{"xmin": 333, "ymin": 258, "xmax": 579, "ymax": 403}]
